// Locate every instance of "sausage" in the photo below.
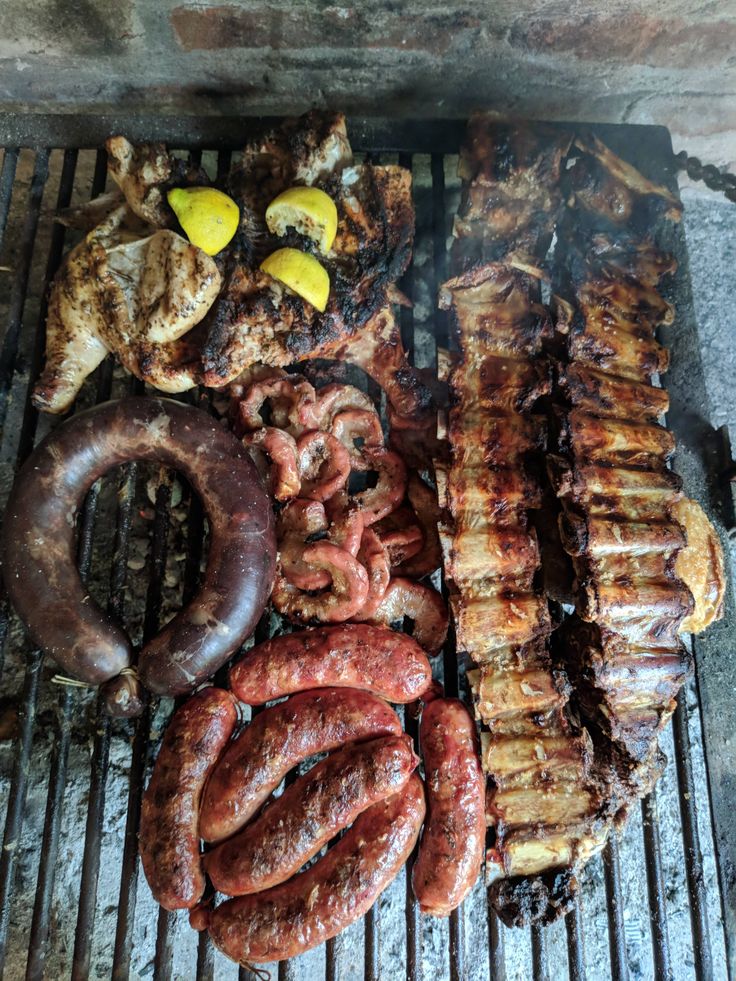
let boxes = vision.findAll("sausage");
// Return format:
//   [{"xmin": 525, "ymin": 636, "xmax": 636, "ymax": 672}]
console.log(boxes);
[
  {"xmin": 228, "ymin": 623, "xmax": 433, "ymax": 705},
  {"xmin": 411, "ymin": 698, "xmax": 485, "ymax": 916},
  {"xmin": 1, "ymin": 397, "xmax": 276, "ymax": 706},
  {"xmin": 205, "ymin": 733, "xmax": 418, "ymax": 895},
  {"xmin": 207, "ymin": 773, "xmax": 426, "ymax": 963},
  {"xmin": 139, "ymin": 687, "xmax": 238, "ymax": 910},
  {"xmin": 199, "ymin": 687, "xmax": 402, "ymax": 843}
]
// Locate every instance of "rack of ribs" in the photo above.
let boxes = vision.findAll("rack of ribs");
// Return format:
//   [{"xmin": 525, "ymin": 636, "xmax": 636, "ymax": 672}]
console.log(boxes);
[
  {"xmin": 548, "ymin": 135, "xmax": 725, "ymax": 782},
  {"xmin": 435, "ymin": 118, "xmax": 616, "ymax": 927}
]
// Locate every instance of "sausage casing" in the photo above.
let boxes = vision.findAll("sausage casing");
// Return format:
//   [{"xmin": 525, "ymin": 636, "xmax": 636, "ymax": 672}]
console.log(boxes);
[
  {"xmin": 208, "ymin": 773, "xmax": 426, "ymax": 963},
  {"xmin": 1, "ymin": 397, "xmax": 276, "ymax": 697},
  {"xmin": 205, "ymin": 733, "xmax": 418, "ymax": 895},
  {"xmin": 228, "ymin": 623, "xmax": 433, "ymax": 705},
  {"xmin": 412, "ymin": 698, "xmax": 485, "ymax": 916},
  {"xmin": 139, "ymin": 687, "xmax": 237, "ymax": 910},
  {"xmin": 199, "ymin": 687, "xmax": 402, "ymax": 842}
]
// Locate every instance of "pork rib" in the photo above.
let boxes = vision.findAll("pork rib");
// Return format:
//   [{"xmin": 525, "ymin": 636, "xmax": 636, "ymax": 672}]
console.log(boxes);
[
  {"xmin": 437, "ymin": 259, "xmax": 616, "ymax": 926},
  {"xmin": 549, "ymin": 137, "xmax": 724, "ymax": 776}
]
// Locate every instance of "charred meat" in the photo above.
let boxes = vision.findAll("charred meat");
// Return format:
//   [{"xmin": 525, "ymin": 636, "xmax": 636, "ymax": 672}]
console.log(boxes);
[
  {"xmin": 437, "ymin": 254, "xmax": 613, "ymax": 926},
  {"xmin": 549, "ymin": 137, "xmax": 723, "ymax": 773}
]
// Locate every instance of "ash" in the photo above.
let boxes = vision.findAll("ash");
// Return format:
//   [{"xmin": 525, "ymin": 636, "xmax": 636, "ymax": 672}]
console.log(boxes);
[{"xmin": 0, "ymin": 150, "xmax": 731, "ymax": 981}]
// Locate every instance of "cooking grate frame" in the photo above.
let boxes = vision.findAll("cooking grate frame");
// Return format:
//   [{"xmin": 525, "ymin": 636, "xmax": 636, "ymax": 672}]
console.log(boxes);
[{"xmin": 0, "ymin": 116, "xmax": 733, "ymax": 981}]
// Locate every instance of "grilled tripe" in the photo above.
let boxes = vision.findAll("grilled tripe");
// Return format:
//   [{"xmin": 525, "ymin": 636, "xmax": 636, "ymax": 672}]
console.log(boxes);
[{"xmin": 550, "ymin": 137, "xmax": 725, "ymax": 775}]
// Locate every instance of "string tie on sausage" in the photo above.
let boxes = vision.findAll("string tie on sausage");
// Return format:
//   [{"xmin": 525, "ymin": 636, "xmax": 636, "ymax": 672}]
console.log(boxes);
[
  {"xmin": 50, "ymin": 674, "xmax": 92, "ymax": 688},
  {"xmin": 239, "ymin": 963, "xmax": 271, "ymax": 981}
]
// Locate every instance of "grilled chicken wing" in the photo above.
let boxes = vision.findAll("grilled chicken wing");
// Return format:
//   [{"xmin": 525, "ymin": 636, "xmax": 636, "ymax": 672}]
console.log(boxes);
[
  {"xmin": 33, "ymin": 206, "xmax": 221, "ymax": 413},
  {"xmin": 105, "ymin": 136, "xmax": 209, "ymax": 228}
]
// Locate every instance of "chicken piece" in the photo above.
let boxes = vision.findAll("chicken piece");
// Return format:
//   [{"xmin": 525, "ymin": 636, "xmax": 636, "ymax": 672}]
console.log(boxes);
[
  {"xmin": 673, "ymin": 499, "xmax": 726, "ymax": 634},
  {"xmin": 452, "ymin": 116, "xmax": 572, "ymax": 265},
  {"xmin": 105, "ymin": 136, "xmax": 207, "ymax": 228},
  {"xmin": 203, "ymin": 161, "xmax": 415, "ymax": 389},
  {"xmin": 55, "ymin": 189, "xmax": 126, "ymax": 231},
  {"xmin": 230, "ymin": 110, "xmax": 353, "ymax": 220},
  {"xmin": 304, "ymin": 306, "xmax": 434, "ymax": 424},
  {"xmin": 33, "ymin": 206, "xmax": 221, "ymax": 413},
  {"xmin": 570, "ymin": 134, "xmax": 682, "ymax": 229}
]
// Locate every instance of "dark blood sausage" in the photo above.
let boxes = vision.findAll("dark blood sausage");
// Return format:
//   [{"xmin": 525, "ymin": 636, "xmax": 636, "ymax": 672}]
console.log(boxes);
[
  {"xmin": 139, "ymin": 687, "xmax": 238, "ymax": 911},
  {"xmin": 228, "ymin": 623, "xmax": 433, "ymax": 705},
  {"xmin": 207, "ymin": 773, "xmax": 426, "ymax": 963},
  {"xmin": 1, "ymin": 397, "xmax": 276, "ymax": 708},
  {"xmin": 411, "ymin": 698, "xmax": 486, "ymax": 916},
  {"xmin": 205, "ymin": 734, "xmax": 418, "ymax": 896},
  {"xmin": 199, "ymin": 687, "xmax": 402, "ymax": 842}
]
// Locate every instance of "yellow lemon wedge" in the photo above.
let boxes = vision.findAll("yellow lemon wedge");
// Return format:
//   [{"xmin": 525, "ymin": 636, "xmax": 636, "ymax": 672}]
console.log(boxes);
[
  {"xmin": 260, "ymin": 248, "xmax": 330, "ymax": 312},
  {"xmin": 167, "ymin": 186, "xmax": 240, "ymax": 256},
  {"xmin": 265, "ymin": 187, "xmax": 338, "ymax": 253}
]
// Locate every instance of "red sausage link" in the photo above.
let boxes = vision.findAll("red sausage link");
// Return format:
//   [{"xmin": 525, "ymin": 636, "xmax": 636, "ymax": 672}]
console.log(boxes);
[
  {"xmin": 412, "ymin": 698, "xmax": 485, "ymax": 916},
  {"xmin": 1, "ymin": 397, "xmax": 276, "ymax": 701},
  {"xmin": 208, "ymin": 773, "xmax": 426, "ymax": 963},
  {"xmin": 205, "ymin": 734, "xmax": 418, "ymax": 895},
  {"xmin": 228, "ymin": 624, "xmax": 433, "ymax": 705},
  {"xmin": 199, "ymin": 687, "xmax": 402, "ymax": 843},
  {"xmin": 139, "ymin": 687, "xmax": 238, "ymax": 910}
]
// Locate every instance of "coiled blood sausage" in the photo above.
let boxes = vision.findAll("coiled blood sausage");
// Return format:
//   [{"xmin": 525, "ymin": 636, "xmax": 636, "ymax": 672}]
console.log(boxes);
[
  {"xmin": 1, "ymin": 398, "xmax": 276, "ymax": 713},
  {"xmin": 205, "ymin": 773, "xmax": 426, "ymax": 964},
  {"xmin": 139, "ymin": 687, "xmax": 238, "ymax": 910}
]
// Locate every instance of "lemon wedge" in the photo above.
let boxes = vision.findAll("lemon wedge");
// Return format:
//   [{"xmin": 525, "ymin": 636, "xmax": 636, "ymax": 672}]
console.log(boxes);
[
  {"xmin": 265, "ymin": 187, "xmax": 338, "ymax": 253},
  {"xmin": 260, "ymin": 248, "xmax": 330, "ymax": 312},
  {"xmin": 167, "ymin": 186, "xmax": 239, "ymax": 256}
]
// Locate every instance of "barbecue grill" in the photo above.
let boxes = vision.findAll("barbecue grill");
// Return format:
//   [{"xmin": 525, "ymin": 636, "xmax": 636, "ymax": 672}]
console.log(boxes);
[{"xmin": 0, "ymin": 115, "xmax": 733, "ymax": 981}]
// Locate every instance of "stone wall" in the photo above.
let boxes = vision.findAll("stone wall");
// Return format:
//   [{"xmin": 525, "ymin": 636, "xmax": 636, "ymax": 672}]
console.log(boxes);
[{"xmin": 1, "ymin": 0, "xmax": 735, "ymax": 166}]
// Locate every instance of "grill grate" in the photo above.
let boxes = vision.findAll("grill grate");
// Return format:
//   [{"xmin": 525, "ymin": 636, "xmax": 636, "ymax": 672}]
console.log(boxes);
[{"xmin": 0, "ymin": 118, "xmax": 732, "ymax": 981}]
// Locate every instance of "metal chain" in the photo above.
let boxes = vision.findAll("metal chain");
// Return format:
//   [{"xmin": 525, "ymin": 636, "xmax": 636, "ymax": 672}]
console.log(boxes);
[{"xmin": 674, "ymin": 150, "xmax": 736, "ymax": 204}]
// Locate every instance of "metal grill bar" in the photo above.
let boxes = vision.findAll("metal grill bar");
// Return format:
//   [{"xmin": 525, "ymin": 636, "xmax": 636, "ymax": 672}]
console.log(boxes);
[
  {"xmin": 0, "ymin": 647, "xmax": 43, "ymax": 972},
  {"xmin": 641, "ymin": 791, "xmax": 673, "ymax": 980},
  {"xmin": 603, "ymin": 839, "xmax": 630, "ymax": 981},
  {"xmin": 112, "ymin": 479, "xmax": 172, "ymax": 980},
  {"xmin": 16, "ymin": 148, "xmax": 78, "ymax": 981},
  {"xmin": 0, "ymin": 118, "xmax": 730, "ymax": 981},
  {"xmin": 531, "ymin": 923, "xmax": 549, "ymax": 981},
  {"xmin": 565, "ymin": 899, "xmax": 585, "ymax": 981},
  {"xmin": 673, "ymin": 693, "xmax": 714, "ymax": 980},
  {"xmin": 0, "ymin": 148, "xmax": 19, "ymax": 249},
  {"xmin": 0, "ymin": 149, "xmax": 49, "ymax": 439},
  {"xmin": 0, "ymin": 144, "xmax": 56, "ymax": 973}
]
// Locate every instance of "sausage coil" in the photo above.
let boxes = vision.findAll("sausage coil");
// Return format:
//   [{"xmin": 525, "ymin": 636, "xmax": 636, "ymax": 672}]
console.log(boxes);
[
  {"xmin": 1, "ymin": 397, "xmax": 276, "ymax": 710},
  {"xmin": 204, "ymin": 734, "xmax": 418, "ymax": 895},
  {"xmin": 139, "ymin": 687, "xmax": 238, "ymax": 910},
  {"xmin": 207, "ymin": 773, "xmax": 426, "ymax": 963},
  {"xmin": 199, "ymin": 687, "xmax": 402, "ymax": 842}
]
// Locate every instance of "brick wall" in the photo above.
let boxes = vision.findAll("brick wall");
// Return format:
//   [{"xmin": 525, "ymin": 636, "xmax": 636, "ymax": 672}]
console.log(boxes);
[{"xmin": 1, "ymin": 0, "xmax": 735, "ymax": 167}]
